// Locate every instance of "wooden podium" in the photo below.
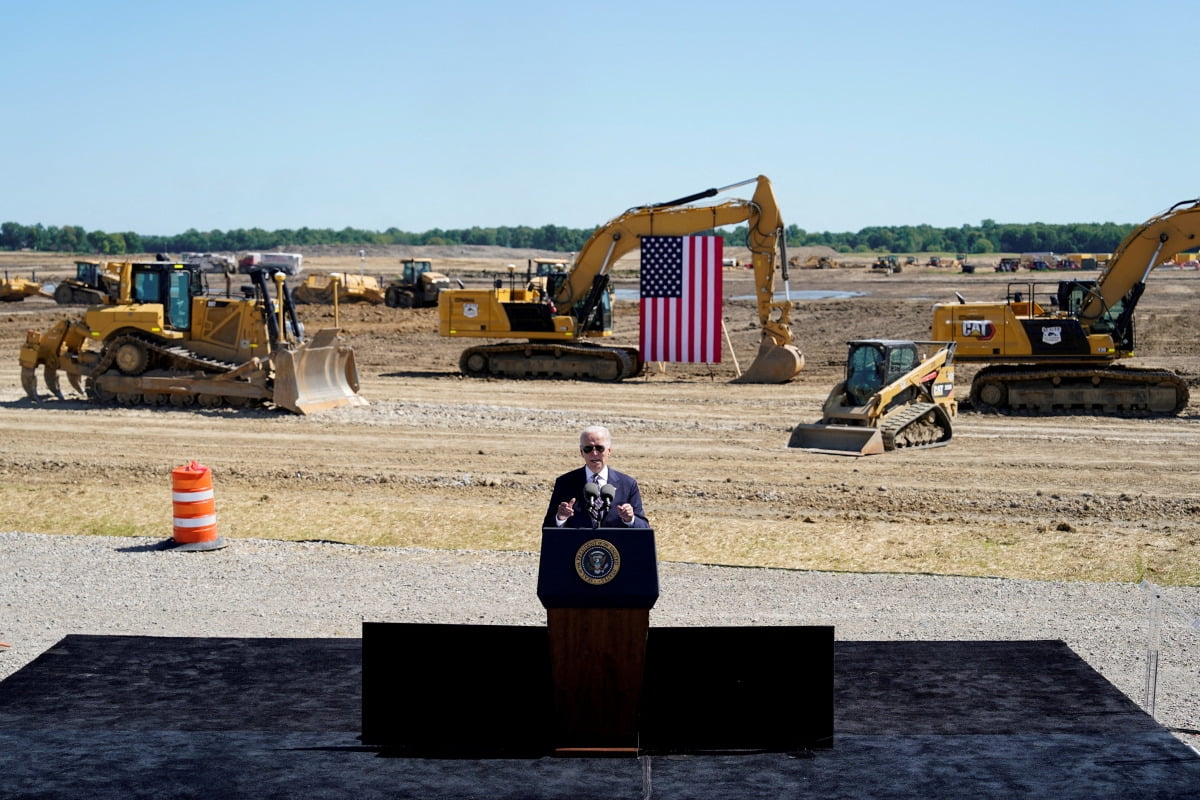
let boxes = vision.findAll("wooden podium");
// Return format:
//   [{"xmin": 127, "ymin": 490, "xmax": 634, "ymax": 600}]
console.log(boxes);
[{"xmin": 536, "ymin": 527, "xmax": 658, "ymax": 754}]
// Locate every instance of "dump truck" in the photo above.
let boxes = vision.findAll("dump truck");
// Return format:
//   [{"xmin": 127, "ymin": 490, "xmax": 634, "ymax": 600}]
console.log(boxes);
[
  {"xmin": 20, "ymin": 260, "xmax": 365, "ymax": 414},
  {"xmin": 788, "ymin": 340, "xmax": 957, "ymax": 455},
  {"xmin": 293, "ymin": 272, "xmax": 386, "ymax": 305}
]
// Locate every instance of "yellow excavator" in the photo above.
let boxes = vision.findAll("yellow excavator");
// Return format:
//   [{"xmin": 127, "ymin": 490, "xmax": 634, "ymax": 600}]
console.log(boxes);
[
  {"xmin": 932, "ymin": 199, "xmax": 1197, "ymax": 414},
  {"xmin": 19, "ymin": 260, "xmax": 366, "ymax": 414},
  {"xmin": 437, "ymin": 175, "xmax": 805, "ymax": 382},
  {"xmin": 789, "ymin": 340, "xmax": 957, "ymax": 455}
]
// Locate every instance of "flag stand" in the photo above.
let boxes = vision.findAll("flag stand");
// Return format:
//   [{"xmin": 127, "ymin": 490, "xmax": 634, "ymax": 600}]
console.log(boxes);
[{"xmin": 721, "ymin": 319, "xmax": 742, "ymax": 378}]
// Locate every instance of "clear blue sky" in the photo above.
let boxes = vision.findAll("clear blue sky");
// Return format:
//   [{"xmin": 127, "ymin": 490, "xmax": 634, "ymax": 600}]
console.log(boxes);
[{"xmin": 2, "ymin": 0, "xmax": 1194, "ymax": 237}]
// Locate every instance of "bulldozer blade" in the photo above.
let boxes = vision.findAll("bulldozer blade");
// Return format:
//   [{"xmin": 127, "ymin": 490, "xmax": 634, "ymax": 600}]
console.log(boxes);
[
  {"xmin": 734, "ymin": 340, "xmax": 805, "ymax": 384},
  {"xmin": 787, "ymin": 423, "xmax": 886, "ymax": 456},
  {"xmin": 272, "ymin": 328, "xmax": 368, "ymax": 414}
]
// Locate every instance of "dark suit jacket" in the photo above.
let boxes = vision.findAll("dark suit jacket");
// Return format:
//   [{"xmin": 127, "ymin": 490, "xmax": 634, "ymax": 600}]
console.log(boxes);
[{"xmin": 543, "ymin": 467, "xmax": 649, "ymax": 529}]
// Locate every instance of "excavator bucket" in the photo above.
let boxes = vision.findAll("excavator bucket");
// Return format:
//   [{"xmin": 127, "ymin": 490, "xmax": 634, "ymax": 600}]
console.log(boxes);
[
  {"xmin": 271, "ymin": 328, "xmax": 368, "ymax": 414},
  {"xmin": 787, "ymin": 423, "xmax": 886, "ymax": 456},
  {"xmin": 734, "ymin": 340, "xmax": 805, "ymax": 384}
]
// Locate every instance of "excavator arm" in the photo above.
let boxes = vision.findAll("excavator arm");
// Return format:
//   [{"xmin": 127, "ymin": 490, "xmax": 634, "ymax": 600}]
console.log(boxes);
[
  {"xmin": 1080, "ymin": 199, "xmax": 1200, "ymax": 322},
  {"xmin": 553, "ymin": 175, "xmax": 803, "ymax": 382}
]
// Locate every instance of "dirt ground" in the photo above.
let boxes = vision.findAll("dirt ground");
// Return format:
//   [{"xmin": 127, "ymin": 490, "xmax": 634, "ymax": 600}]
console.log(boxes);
[{"xmin": 0, "ymin": 251, "xmax": 1197, "ymax": 585}]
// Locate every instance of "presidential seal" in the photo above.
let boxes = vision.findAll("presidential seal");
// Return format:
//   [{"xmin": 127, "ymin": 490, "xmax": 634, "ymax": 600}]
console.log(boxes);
[{"xmin": 575, "ymin": 538, "xmax": 621, "ymax": 585}]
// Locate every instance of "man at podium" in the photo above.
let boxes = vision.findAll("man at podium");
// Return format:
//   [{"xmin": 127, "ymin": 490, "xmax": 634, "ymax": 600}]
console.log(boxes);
[{"xmin": 543, "ymin": 425, "xmax": 649, "ymax": 529}]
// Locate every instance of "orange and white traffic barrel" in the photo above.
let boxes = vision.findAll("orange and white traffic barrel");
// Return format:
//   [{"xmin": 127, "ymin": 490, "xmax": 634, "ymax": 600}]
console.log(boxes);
[{"xmin": 170, "ymin": 461, "xmax": 226, "ymax": 551}]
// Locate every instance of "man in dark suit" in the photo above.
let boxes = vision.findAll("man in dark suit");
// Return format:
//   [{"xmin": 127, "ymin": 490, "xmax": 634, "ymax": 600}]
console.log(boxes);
[{"xmin": 544, "ymin": 425, "xmax": 649, "ymax": 529}]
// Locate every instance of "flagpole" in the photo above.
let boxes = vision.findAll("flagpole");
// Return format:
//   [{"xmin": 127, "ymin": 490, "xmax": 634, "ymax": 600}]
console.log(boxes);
[{"xmin": 721, "ymin": 318, "xmax": 741, "ymax": 378}]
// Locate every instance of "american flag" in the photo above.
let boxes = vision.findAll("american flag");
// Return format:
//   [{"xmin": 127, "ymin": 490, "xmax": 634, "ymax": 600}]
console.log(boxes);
[{"xmin": 639, "ymin": 235, "xmax": 723, "ymax": 364}]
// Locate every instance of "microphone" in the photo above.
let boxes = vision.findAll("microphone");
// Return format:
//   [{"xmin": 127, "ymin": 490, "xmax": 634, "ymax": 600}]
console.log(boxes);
[
  {"xmin": 583, "ymin": 482, "xmax": 601, "ymax": 527},
  {"xmin": 600, "ymin": 483, "xmax": 616, "ymax": 512}
]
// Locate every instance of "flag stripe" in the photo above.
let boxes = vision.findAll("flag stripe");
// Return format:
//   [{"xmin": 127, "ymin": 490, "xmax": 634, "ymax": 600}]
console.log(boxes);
[{"xmin": 639, "ymin": 235, "xmax": 723, "ymax": 363}]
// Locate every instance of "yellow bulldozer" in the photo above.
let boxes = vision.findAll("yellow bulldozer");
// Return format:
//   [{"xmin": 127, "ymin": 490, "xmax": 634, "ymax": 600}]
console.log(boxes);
[
  {"xmin": 19, "ymin": 260, "xmax": 366, "ymax": 414},
  {"xmin": 52, "ymin": 260, "xmax": 122, "ymax": 304},
  {"xmin": 788, "ymin": 339, "xmax": 957, "ymax": 455}
]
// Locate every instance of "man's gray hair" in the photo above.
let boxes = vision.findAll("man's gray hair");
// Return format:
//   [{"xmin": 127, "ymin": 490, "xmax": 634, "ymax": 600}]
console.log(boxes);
[{"xmin": 579, "ymin": 425, "xmax": 612, "ymax": 448}]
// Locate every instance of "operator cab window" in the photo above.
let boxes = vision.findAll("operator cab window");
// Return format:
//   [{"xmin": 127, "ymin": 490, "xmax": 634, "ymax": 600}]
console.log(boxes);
[
  {"xmin": 133, "ymin": 271, "xmax": 161, "ymax": 304},
  {"xmin": 166, "ymin": 270, "xmax": 191, "ymax": 330}
]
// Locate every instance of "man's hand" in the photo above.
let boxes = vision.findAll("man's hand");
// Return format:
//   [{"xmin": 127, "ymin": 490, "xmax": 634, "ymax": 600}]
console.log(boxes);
[{"xmin": 556, "ymin": 498, "xmax": 576, "ymax": 522}]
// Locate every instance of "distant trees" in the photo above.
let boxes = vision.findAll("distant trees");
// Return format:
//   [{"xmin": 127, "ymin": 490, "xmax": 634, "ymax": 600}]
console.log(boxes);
[{"xmin": 0, "ymin": 218, "xmax": 1145, "ymax": 256}]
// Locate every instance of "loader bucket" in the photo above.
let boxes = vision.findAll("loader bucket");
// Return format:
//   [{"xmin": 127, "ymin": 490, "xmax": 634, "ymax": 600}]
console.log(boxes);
[
  {"xmin": 787, "ymin": 423, "xmax": 886, "ymax": 456},
  {"xmin": 271, "ymin": 328, "xmax": 368, "ymax": 414},
  {"xmin": 734, "ymin": 340, "xmax": 805, "ymax": 384}
]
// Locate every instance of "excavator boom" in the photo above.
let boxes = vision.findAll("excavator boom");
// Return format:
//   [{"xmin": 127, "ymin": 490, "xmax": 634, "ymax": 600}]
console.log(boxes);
[{"xmin": 438, "ymin": 175, "xmax": 803, "ymax": 382}]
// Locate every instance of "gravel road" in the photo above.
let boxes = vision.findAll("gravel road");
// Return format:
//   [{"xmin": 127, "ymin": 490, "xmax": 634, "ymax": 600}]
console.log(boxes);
[{"xmin": 1, "ymin": 531, "xmax": 1196, "ymax": 749}]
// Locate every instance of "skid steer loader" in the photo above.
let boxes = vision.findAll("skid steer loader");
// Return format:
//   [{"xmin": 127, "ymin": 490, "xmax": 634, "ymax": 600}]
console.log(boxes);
[
  {"xmin": 19, "ymin": 260, "xmax": 366, "ymax": 414},
  {"xmin": 788, "ymin": 340, "xmax": 957, "ymax": 455}
]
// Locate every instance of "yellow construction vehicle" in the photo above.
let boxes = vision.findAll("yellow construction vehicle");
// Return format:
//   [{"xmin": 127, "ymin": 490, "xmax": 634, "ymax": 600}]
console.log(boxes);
[
  {"xmin": 385, "ymin": 258, "xmax": 454, "ymax": 308},
  {"xmin": 872, "ymin": 255, "xmax": 900, "ymax": 274},
  {"xmin": 790, "ymin": 255, "xmax": 838, "ymax": 269},
  {"xmin": 19, "ymin": 261, "xmax": 365, "ymax": 414},
  {"xmin": 932, "ymin": 198, "xmax": 1197, "ymax": 414},
  {"xmin": 52, "ymin": 260, "xmax": 121, "ymax": 304},
  {"xmin": 1, "ymin": 271, "xmax": 49, "ymax": 302},
  {"xmin": 437, "ymin": 175, "xmax": 804, "ymax": 382},
  {"xmin": 788, "ymin": 340, "xmax": 956, "ymax": 455},
  {"xmin": 293, "ymin": 272, "xmax": 386, "ymax": 305}
]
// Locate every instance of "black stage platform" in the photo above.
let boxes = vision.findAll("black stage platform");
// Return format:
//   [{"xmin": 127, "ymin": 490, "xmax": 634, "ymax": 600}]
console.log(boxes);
[{"xmin": 0, "ymin": 634, "xmax": 1197, "ymax": 799}]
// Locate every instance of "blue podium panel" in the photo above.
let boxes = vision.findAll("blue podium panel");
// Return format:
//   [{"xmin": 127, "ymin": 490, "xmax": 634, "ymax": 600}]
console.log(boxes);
[{"xmin": 536, "ymin": 527, "xmax": 659, "ymax": 609}]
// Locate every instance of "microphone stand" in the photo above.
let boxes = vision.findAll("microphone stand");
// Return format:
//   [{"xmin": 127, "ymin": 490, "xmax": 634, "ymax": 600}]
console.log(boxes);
[
  {"xmin": 600, "ymin": 484, "xmax": 616, "ymax": 525},
  {"xmin": 584, "ymin": 482, "xmax": 602, "ymax": 529}
]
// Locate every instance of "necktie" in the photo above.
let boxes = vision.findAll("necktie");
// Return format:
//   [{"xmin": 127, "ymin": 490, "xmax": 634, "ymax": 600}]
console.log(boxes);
[{"xmin": 592, "ymin": 474, "xmax": 603, "ymax": 508}]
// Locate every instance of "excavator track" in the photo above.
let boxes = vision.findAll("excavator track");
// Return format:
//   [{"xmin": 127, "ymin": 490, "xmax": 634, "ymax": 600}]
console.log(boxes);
[
  {"xmin": 969, "ymin": 365, "xmax": 1189, "ymax": 415},
  {"xmin": 880, "ymin": 402, "xmax": 953, "ymax": 451},
  {"xmin": 84, "ymin": 334, "xmax": 271, "ymax": 410},
  {"xmin": 458, "ymin": 343, "xmax": 644, "ymax": 381}
]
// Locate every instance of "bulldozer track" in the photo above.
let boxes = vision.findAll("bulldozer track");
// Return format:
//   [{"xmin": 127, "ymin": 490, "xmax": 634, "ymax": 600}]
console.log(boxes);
[
  {"xmin": 458, "ymin": 342, "xmax": 644, "ymax": 381},
  {"xmin": 880, "ymin": 402, "xmax": 953, "ymax": 451},
  {"xmin": 84, "ymin": 334, "xmax": 270, "ymax": 410},
  {"xmin": 969, "ymin": 365, "xmax": 1190, "ymax": 415}
]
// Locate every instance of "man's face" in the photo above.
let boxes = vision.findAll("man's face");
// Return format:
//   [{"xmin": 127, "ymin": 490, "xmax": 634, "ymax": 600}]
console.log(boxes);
[{"xmin": 579, "ymin": 432, "xmax": 611, "ymax": 475}]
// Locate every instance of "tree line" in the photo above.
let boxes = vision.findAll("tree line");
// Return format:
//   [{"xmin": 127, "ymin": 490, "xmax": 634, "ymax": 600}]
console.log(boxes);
[{"xmin": 0, "ymin": 218, "xmax": 1142, "ymax": 257}]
